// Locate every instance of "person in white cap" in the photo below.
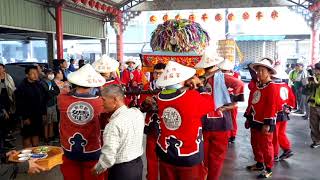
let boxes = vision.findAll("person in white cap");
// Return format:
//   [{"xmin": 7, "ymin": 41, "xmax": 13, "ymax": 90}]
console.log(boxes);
[
  {"xmin": 121, "ymin": 57, "xmax": 143, "ymax": 107},
  {"xmin": 121, "ymin": 57, "xmax": 142, "ymax": 87},
  {"xmin": 93, "ymin": 55, "xmax": 121, "ymax": 88},
  {"xmin": 155, "ymin": 61, "xmax": 214, "ymax": 180},
  {"xmin": 195, "ymin": 55, "xmax": 244, "ymax": 180},
  {"xmin": 218, "ymin": 59, "xmax": 242, "ymax": 143},
  {"xmin": 58, "ymin": 64, "xmax": 106, "ymax": 180},
  {"xmin": 271, "ymin": 63, "xmax": 295, "ymax": 162},
  {"xmin": 244, "ymin": 57, "xmax": 279, "ymax": 179}
]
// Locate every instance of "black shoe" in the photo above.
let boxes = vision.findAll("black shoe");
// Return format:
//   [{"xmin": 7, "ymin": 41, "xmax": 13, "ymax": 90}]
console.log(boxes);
[
  {"xmin": 3, "ymin": 142, "xmax": 16, "ymax": 150},
  {"xmin": 4, "ymin": 134, "xmax": 16, "ymax": 142},
  {"xmin": 274, "ymin": 156, "xmax": 280, "ymax": 162},
  {"xmin": 279, "ymin": 150, "xmax": 294, "ymax": 160},
  {"xmin": 246, "ymin": 163, "xmax": 264, "ymax": 171},
  {"xmin": 257, "ymin": 170, "xmax": 272, "ymax": 179},
  {"xmin": 229, "ymin": 136, "xmax": 236, "ymax": 143},
  {"xmin": 310, "ymin": 142, "xmax": 320, "ymax": 148}
]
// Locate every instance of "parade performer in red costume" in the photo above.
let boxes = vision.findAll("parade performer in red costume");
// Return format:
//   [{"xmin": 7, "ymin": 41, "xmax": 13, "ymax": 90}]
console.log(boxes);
[
  {"xmin": 58, "ymin": 64, "xmax": 106, "ymax": 180},
  {"xmin": 245, "ymin": 58, "xmax": 279, "ymax": 179},
  {"xmin": 121, "ymin": 57, "xmax": 143, "ymax": 107},
  {"xmin": 218, "ymin": 59, "xmax": 241, "ymax": 143},
  {"xmin": 140, "ymin": 63, "xmax": 166, "ymax": 180},
  {"xmin": 271, "ymin": 64, "xmax": 295, "ymax": 162},
  {"xmin": 155, "ymin": 61, "xmax": 214, "ymax": 180},
  {"xmin": 195, "ymin": 54, "xmax": 244, "ymax": 180},
  {"xmin": 93, "ymin": 55, "xmax": 121, "ymax": 88}
]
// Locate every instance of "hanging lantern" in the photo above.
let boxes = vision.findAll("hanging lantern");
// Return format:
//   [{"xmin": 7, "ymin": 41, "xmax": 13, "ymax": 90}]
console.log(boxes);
[
  {"xmin": 72, "ymin": 0, "xmax": 81, "ymax": 3},
  {"xmin": 256, "ymin": 11, "xmax": 263, "ymax": 21},
  {"xmin": 81, "ymin": 0, "xmax": 89, "ymax": 5},
  {"xmin": 202, "ymin": 13, "xmax": 208, "ymax": 22},
  {"xmin": 95, "ymin": 2, "xmax": 101, "ymax": 10},
  {"xmin": 88, "ymin": 0, "xmax": 96, "ymax": 8},
  {"xmin": 242, "ymin": 12, "xmax": 250, "ymax": 21},
  {"xmin": 271, "ymin": 10, "xmax": 279, "ymax": 20},
  {"xmin": 150, "ymin": 15, "xmax": 157, "ymax": 24},
  {"xmin": 101, "ymin": 4, "xmax": 107, "ymax": 11},
  {"xmin": 163, "ymin": 14, "xmax": 169, "ymax": 22},
  {"xmin": 110, "ymin": 7, "xmax": 116, "ymax": 14},
  {"xmin": 227, "ymin": 13, "xmax": 235, "ymax": 21},
  {"xmin": 106, "ymin": 6, "xmax": 111, "ymax": 13},
  {"xmin": 175, "ymin": 14, "xmax": 181, "ymax": 21},
  {"xmin": 215, "ymin": 13, "xmax": 222, "ymax": 22},
  {"xmin": 189, "ymin": 14, "xmax": 196, "ymax": 22}
]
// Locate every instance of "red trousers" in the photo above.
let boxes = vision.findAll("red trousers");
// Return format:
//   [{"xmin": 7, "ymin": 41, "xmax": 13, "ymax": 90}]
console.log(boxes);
[
  {"xmin": 146, "ymin": 135, "xmax": 159, "ymax": 180},
  {"xmin": 229, "ymin": 107, "xmax": 238, "ymax": 138},
  {"xmin": 61, "ymin": 155, "xmax": 105, "ymax": 180},
  {"xmin": 250, "ymin": 128, "xmax": 274, "ymax": 169},
  {"xmin": 159, "ymin": 161, "xmax": 207, "ymax": 180},
  {"xmin": 273, "ymin": 121, "xmax": 291, "ymax": 156},
  {"xmin": 203, "ymin": 131, "xmax": 229, "ymax": 180}
]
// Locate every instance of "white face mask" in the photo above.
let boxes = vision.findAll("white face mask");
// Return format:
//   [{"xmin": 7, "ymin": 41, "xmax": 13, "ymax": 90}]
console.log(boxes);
[{"xmin": 48, "ymin": 74, "xmax": 55, "ymax": 80}]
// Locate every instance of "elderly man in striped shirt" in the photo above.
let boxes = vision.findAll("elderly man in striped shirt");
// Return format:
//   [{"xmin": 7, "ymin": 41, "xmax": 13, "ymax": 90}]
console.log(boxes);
[{"xmin": 92, "ymin": 84, "xmax": 145, "ymax": 180}]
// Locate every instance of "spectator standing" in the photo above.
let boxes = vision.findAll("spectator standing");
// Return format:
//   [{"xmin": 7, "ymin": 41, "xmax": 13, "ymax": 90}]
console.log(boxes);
[
  {"xmin": 54, "ymin": 69, "xmax": 70, "ymax": 94},
  {"xmin": 93, "ymin": 85, "xmax": 145, "ymax": 180},
  {"xmin": 285, "ymin": 64, "xmax": 292, "ymax": 74},
  {"xmin": 15, "ymin": 66, "xmax": 47, "ymax": 148},
  {"xmin": 0, "ymin": 63, "xmax": 16, "ymax": 150},
  {"xmin": 289, "ymin": 63, "xmax": 306, "ymax": 113},
  {"xmin": 34, "ymin": 63, "xmax": 46, "ymax": 80},
  {"xmin": 68, "ymin": 59, "xmax": 76, "ymax": 72},
  {"xmin": 59, "ymin": 59, "xmax": 71, "ymax": 81},
  {"xmin": 301, "ymin": 67, "xmax": 314, "ymax": 119},
  {"xmin": 305, "ymin": 62, "xmax": 320, "ymax": 148},
  {"xmin": 40, "ymin": 69, "xmax": 60, "ymax": 144},
  {"xmin": 78, "ymin": 59, "xmax": 85, "ymax": 69}
]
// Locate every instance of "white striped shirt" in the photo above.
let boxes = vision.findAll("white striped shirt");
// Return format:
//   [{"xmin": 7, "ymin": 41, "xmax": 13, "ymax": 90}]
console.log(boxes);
[{"xmin": 95, "ymin": 105, "xmax": 144, "ymax": 172}]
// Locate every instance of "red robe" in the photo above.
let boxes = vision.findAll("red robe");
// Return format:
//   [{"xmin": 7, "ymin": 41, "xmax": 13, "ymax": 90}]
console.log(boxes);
[
  {"xmin": 246, "ymin": 81, "xmax": 278, "ymax": 126},
  {"xmin": 121, "ymin": 69, "xmax": 142, "ymax": 86},
  {"xmin": 156, "ymin": 90, "xmax": 214, "ymax": 166},
  {"xmin": 58, "ymin": 94, "xmax": 104, "ymax": 161}
]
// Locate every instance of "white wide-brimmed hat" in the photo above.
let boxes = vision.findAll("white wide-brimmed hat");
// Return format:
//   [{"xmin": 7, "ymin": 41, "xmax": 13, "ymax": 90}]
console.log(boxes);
[
  {"xmin": 249, "ymin": 57, "xmax": 277, "ymax": 75},
  {"xmin": 67, "ymin": 64, "xmax": 106, "ymax": 87},
  {"xmin": 92, "ymin": 55, "xmax": 119, "ymax": 73},
  {"xmin": 156, "ymin": 61, "xmax": 196, "ymax": 87},
  {"xmin": 218, "ymin": 59, "xmax": 235, "ymax": 71},
  {"xmin": 195, "ymin": 50, "xmax": 224, "ymax": 69},
  {"xmin": 125, "ymin": 57, "xmax": 136, "ymax": 64},
  {"xmin": 272, "ymin": 64, "xmax": 288, "ymax": 79}
]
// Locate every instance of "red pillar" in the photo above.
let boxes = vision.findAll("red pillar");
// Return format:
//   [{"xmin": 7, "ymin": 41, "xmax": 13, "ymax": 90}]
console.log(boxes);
[
  {"xmin": 56, "ymin": 3, "xmax": 64, "ymax": 59},
  {"xmin": 116, "ymin": 12, "xmax": 124, "ymax": 63},
  {"xmin": 311, "ymin": 27, "xmax": 319, "ymax": 66}
]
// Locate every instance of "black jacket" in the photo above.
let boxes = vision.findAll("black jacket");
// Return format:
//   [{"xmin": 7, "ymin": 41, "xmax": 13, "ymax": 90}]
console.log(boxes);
[
  {"xmin": 40, "ymin": 79, "xmax": 60, "ymax": 107},
  {"xmin": 15, "ymin": 78, "xmax": 47, "ymax": 120}
]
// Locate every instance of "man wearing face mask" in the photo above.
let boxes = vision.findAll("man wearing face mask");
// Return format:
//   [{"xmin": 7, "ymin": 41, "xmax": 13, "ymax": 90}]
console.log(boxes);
[{"xmin": 40, "ymin": 69, "xmax": 60, "ymax": 144}]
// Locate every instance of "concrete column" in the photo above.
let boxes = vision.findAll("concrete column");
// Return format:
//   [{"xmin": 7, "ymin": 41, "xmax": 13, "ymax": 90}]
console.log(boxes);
[
  {"xmin": 101, "ymin": 39, "xmax": 107, "ymax": 55},
  {"xmin": 47, "ymin": 33, "xmax": 55, "ymax": 68}
]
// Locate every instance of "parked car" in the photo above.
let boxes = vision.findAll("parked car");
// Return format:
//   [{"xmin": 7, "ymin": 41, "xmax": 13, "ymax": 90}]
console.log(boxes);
[{"xmin": 236, "ymin": 61, "xmax": 254, "ymax": 82}]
